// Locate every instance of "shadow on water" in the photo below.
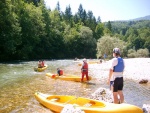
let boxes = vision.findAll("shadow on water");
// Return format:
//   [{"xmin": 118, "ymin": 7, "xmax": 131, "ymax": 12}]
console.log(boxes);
[{"xmin": 0, "ymin": 60, "xmax": 149, "ymax": 113}]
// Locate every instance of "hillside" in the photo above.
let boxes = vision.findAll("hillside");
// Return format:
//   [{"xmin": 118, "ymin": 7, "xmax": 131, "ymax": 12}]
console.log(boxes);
[{"xmin": 131, "ymin": 15, "xmax": 150, "ymax": 21}]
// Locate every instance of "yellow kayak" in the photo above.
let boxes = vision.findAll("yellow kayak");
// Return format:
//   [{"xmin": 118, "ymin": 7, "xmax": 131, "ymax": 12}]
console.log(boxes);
[
  {"xmin": 34, "ymin": 92, "xmax": 143, "ymax": 113},
  {"xmin": 88, "ymin": 61, "xmax": 99, "ymax": 64},
  {"xmin": 34, "ymin": 65, "xmax": 48, "ymax": 72},
  {"xmin": 46, "ymin": 73, "xmax": 92, "ymax": 82},
  {"xmin": 78, "ymin": 61, "xmax": 99, "ymax": 66}
]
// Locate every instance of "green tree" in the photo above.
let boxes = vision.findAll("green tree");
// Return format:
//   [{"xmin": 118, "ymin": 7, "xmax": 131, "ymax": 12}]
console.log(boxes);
[
  {"xmin": 79, "ymin": 26, "xmax": 96, "ymax": 58},
  {"xmin": 131, "ymin": 37, "xmax": 145, "ymax": 50},
  {"xmin": 95, "ymin": 23, "xmax": 104, "ymax": 40},
  {"xmin": 77, "ymin": 4, "xmax": 84, "ymax": 20},
  {"xmin": 107, "ymin": 21, "xmax": 112, "ymax": 32},
  {"xmin": 18, "ymin": 3, "xmax": 45, "ymax": 59},
  {"xmin": 55, "ymin": 1, "xmax": 61, "ymax": 12},
  {"xmin": 64, "ymin": 5, "xmax": 72, "ymax": 23},
  {"xmin": 97, "ymin": 16, "xmax": 101, "ymax": 23},
  {"xmin": 63, "ymin": 24, "xmax": 80, "ymax": 57},
  {"xmin": 0, "ymin": 0, "xmax": 21, "ymax": 61},
  {"xmin": 97, "ymin": 35, "xmax": 126, "ymax": 58}
]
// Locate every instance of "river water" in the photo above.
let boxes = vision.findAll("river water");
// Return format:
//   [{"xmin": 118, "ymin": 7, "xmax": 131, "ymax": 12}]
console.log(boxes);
[{"xmin": 0, "ymin": 60, "xmax": 149, "ymax": 113}]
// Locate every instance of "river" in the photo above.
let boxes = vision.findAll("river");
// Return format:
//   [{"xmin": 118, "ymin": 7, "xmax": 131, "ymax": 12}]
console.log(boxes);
[
  {"xmin": 0, "ymin": 60, "xmax": 98, "ymax": 113},
  {"xmin": 0, "ymin": 60, "xmax": 149, "ymax": 113}
]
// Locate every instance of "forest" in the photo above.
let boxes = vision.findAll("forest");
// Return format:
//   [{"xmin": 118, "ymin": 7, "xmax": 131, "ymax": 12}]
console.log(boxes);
[{"xmin": 0, "ymin": 0, "xmax": 150, "ymax": 61}]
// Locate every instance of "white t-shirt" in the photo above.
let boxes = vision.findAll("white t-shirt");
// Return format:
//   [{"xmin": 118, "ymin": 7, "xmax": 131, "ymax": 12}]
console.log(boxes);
[{"xmin": 110, "ymin": 57, "xmax": 125, "ymax": 81}]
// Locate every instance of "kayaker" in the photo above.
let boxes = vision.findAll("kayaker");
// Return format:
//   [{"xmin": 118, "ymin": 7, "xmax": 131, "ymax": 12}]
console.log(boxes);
[
  {"xmin": 41, "ymin": 60, "xmax": 45, "ymax": 67},
  {"xmin": 107, "ymin": 48, "xmax": 125, "ymax": 104},
  {"xmin": 38, "ymin": 60, "xmax": 43, "ymax": 68},
  {"xmin": 81, "ymin": 58, "xmax": 89, "ymax": 82},
  {"xmin": 57, "ymin": 68, "xmax": 63, "ymax": 76}
]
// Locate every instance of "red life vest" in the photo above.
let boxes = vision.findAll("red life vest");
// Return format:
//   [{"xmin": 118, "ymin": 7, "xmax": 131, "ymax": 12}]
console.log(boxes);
[
  {"xmin": 59, "ymin": 70, "xmax": 63, "ymax": 75},
  {"xmin": 41, "ymin": 61, "xmax": 44, "ymax": 67},
  {"xmin": 83, "ymin": 62, "xmax": 88, "ymax": 71}
]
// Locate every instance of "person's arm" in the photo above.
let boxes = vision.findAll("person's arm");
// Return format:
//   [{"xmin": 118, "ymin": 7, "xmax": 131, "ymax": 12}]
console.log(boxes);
[
  {"xmin": 81, "ymin": 63, "xmax": 84, "ymax": 72},
  {"xmin": 107, "ymin": 69, "xmax": 113, "ymax": 84}
]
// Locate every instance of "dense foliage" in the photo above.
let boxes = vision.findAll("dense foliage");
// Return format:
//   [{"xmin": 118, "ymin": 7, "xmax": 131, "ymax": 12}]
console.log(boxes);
[{"xmin": 0, "ymin": 0, "xmax": 149, "ymax": 61}]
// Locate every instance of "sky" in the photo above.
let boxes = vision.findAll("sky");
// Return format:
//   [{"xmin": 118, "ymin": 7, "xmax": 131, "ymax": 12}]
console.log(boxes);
[{"xmin": 44, "ymin": 0, "xmax": 150, "ymax": 22}]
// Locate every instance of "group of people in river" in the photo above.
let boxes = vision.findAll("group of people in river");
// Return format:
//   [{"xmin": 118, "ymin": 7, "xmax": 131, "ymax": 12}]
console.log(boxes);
[{"xmin": 37, "ymin": 47, "xmax": 125, "ymax": 104}]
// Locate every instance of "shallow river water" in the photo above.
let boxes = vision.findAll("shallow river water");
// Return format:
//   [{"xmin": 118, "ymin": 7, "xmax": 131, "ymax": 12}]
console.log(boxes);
[{"xmin": 0, "ymin": 60, "xmax": 149, "ymax": 113}]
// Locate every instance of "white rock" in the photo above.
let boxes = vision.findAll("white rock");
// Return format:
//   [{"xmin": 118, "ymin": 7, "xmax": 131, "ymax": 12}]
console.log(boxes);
[
  {"xmin": 142, "ymin": 104, "xmax": 150, "ymax": 113},
  {"xmin": 61, "ymin": 104, "xmax": 85, "ymax": 113}
]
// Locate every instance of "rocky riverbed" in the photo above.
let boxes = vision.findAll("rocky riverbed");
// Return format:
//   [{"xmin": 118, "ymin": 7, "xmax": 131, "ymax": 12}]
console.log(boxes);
[{"xmin": 61, "ymin": 58, "xmax": 150, "ymax": 113}]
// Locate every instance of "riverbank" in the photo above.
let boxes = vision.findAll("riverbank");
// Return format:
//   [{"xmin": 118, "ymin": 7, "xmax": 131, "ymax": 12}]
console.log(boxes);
[
  {"xmin": 89, "ymin": 58, "xmax": 150, "ymax": 82},
  {"xmin": 88, "ymin": 58, "xmax": 150, "ymax": 113}
]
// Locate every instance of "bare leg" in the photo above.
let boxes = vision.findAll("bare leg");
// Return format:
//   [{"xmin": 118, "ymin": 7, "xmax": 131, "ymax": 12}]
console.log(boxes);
[
  {"xmin": 110, "ymin": 85, "xmax": 113, "ymax": 92},
  {"xmin": 113, "ymin": 92, "xmax": 119, "ymax": 104},
  {"xmin": 118, "ymin": 90, "xmax": 124, "ymax": 103}
]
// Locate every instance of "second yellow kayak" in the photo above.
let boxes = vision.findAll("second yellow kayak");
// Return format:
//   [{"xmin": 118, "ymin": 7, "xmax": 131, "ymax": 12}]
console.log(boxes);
[{"xmin": 46, "ymin": 73, "xmax": 92, "ymax": 82}]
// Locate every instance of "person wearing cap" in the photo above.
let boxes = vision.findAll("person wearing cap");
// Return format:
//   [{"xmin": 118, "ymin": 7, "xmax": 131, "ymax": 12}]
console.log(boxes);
[
  {"xmin": 108, "ymin": 48, "xmax": 125, "ymax": 104},
  {"xmin": 81, "ymin": 58, "xmax": 89, "ymax": 82}
]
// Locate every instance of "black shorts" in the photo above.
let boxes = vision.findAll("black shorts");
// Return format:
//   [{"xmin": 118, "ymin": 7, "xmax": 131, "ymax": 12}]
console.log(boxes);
[{"xmin": 113, "ymin": 77, "xmax": 123, "ymax": 92}]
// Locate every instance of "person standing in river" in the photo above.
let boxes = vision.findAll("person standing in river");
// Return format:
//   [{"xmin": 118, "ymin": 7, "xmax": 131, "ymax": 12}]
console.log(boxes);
[
  {"xmin": 107, "ymin": 48, "xmax": 125, "ymax": 104},
  {"xmin": 81, "ymin": 58, "xmax": 89, "ymax": 82}
]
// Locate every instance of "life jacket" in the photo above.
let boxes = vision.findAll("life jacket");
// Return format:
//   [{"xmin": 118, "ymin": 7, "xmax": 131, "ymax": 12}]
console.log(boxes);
[
  {"xmin": 59, "ymin": 70, "xmax": 63, "ymax": 75},
  {"xmin": 41, "ymin": 61, "xmax": 44, "ymax": 67},
  {"xmin": 113, "ymin": 57, "xmax": 124, "ymax": 72},
  {"xmin": 83, "ymin": 62, "xmax": 88, "ymax": 71}
]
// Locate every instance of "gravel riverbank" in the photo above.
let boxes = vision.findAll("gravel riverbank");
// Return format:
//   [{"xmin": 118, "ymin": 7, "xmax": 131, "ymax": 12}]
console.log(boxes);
[{"xmin": 88, "ymin": 58, "xmax": 150, "ymax": 113}]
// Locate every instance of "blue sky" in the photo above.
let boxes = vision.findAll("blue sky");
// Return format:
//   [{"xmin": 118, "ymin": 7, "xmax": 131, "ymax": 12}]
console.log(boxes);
[{"xmin": 44, "ymin": 0, "xmax": 150, "ymax": 22}]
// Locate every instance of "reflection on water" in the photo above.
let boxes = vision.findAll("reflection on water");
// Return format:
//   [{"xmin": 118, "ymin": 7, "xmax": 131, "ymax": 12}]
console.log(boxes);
[{"xmin": 0, "ymin": 60, "xmax": 149, "ymax": 113}]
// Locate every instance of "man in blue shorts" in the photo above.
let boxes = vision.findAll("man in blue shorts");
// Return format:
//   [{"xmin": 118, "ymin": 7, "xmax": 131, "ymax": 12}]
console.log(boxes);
[{"xmin": 108, "ymin": 48, "xmax": 125, "ymax": 104}]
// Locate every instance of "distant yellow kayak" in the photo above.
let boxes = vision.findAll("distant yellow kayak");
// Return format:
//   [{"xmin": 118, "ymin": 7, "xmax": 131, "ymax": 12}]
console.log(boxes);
[
  {"xmin": 34, "ymin": 65, "xmax": 48, "ymax": 72},
  {"xmin": 35, "ymin": 92, "xmax": 143, "ymax": 113},
  {"xmin": 46, "ymin": 73, "xmax": 92, "ymax": 82},
  {"xmin": 78, "ymin": 61, "xmax": 99, "ymax": 66}
]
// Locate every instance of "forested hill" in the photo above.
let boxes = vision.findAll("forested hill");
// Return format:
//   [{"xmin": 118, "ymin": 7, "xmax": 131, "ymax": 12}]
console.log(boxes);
[
  {"xmin": 131, "ymin": 15, "xmax": 150, "ymax": 21},
  {"xmin": 0, "ymin": 0, "xmax": 150, "ymax": 61}
]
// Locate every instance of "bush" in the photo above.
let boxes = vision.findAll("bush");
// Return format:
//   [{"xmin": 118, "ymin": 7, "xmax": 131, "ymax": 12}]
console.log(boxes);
[
  {"xmin": 127, "ymin": 49, "xmax": 136, "ymax": 58},
  {"xmin": 127, "ymin": 48, "xmax": 149, "ymax": 58},
  {"xmin": 96, "ymin": 35, "xmax": 127, "ymax": 59},
  {"xmin": 137, "ymin": 48, "xmax": 149, "ymax": 57}
]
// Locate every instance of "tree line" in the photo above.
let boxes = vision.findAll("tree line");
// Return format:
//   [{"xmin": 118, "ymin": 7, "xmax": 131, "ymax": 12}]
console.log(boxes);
[{"xmin": 0, "ymin": 0, "xmax": 149, "ymax": 61}]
